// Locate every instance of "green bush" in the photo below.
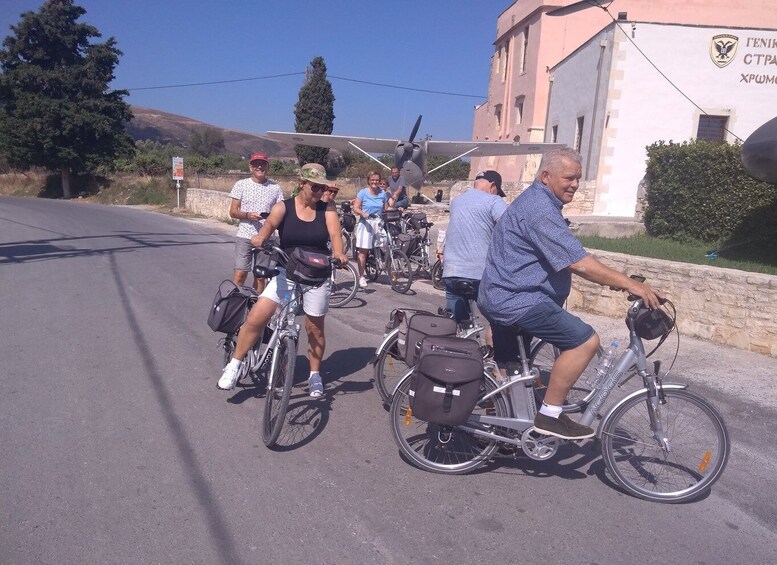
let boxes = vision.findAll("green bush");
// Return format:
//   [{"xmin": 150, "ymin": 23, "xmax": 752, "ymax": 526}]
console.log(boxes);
[
  {"xmin": 644, "ymin": 140, "xmax": 777, "ymax": 264},
  {"xmin": 126, "ymin": 178, "xmax": 174, "ymax": 205}
]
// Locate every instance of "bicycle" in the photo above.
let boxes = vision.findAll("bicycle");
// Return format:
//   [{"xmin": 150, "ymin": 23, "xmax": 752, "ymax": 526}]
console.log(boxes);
[
  {"xmin": 396, "ymin": 212, "xmax": 440, "ymax": 287},
  {"xmin": 363, "ymin": 211, "xmax": 413, "ymax": 294},
  {"xmin": 389, "ymin": 283, "xmax": 730, "ymax": 503},
  {"xmin": 223, "ymin": 243, "xmax": 341, "ymax": 447}
]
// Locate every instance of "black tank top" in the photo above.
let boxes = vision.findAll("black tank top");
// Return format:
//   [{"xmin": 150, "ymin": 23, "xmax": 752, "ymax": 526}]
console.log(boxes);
[{"xmin": 278, "ymin": 198, "xmax": 329, "ymax": 254}]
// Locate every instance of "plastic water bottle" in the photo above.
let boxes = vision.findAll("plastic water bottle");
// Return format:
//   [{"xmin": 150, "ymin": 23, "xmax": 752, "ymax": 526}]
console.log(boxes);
[{"xmin": 586, "ymin": 341, "xmax": 618, "ymax": 387}]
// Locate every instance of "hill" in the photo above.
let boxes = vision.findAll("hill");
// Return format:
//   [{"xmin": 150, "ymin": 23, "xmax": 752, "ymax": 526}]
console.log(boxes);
[{"xmin": 126, "ymin": 106, "xmax": 297, "ymax": 159}]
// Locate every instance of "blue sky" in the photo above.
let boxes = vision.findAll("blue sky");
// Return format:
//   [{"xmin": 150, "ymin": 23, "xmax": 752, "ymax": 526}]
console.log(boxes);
[{"xmin": 1, "ymin": 0, "xmax": 509, "ymax": 143}]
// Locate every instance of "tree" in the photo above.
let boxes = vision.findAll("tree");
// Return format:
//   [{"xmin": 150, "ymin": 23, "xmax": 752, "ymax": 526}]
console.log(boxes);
[
  {"xmin": 187, "ymin": 126, "xmax": 225, "ymax": 157},
  {"xmin": 293, "ymin": 56, "xmax": 335, "ymax": 167},
  {"xmin": 0, "ymin": 0, "xmax": 133, "ymax": 198}
]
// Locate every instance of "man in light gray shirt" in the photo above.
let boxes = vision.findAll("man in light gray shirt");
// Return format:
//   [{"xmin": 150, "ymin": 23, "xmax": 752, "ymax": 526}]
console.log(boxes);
[{"xmin": 442, "ymin": 170, "xmax": 507, "ymax": 322}]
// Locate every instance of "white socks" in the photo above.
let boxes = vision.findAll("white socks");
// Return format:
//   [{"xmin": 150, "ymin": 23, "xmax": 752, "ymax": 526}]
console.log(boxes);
[
  {"xmin": 228, "ymin": 358, "xmax": 241, "ymax": 369},
  {"xmin": 539, "ymin": 403, "xmax": 563, "ymax": 418}
]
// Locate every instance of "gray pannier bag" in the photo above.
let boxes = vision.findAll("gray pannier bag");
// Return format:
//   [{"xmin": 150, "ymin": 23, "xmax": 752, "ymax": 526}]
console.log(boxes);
[
  {"xmin": 397, "ymin": 312, "xmax": 458, "ymax": 366},
  {"xmin": 409, "ymin": 336, "xmax": 485, "ymax": 426}
]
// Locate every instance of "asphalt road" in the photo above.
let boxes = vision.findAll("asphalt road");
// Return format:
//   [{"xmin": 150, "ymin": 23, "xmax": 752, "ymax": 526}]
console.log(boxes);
[{"xmin": 1, "ymin": 196, "xmax": 776, "ymax": 564}]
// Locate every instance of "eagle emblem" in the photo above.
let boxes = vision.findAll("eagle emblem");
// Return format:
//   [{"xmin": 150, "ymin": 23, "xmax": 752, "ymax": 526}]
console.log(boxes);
[{"xmin": 710, "ymin": 34, "xmax": 738, "ymax": 68}]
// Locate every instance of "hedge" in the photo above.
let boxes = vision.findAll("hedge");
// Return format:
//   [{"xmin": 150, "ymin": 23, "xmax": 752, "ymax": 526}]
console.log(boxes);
[{"xmin": 644, "ymin": 140, "xmax": 777, "ymax": 264}]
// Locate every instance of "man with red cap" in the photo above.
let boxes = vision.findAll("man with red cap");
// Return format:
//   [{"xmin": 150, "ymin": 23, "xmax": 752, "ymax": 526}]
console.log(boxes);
[{"xmin": 229, "ymin": 152, "xmax": 284, "ymax": 292}]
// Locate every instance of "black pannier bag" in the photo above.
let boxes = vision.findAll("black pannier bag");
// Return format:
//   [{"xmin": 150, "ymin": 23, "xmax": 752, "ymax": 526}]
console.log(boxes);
[
  {"xmin": 408, "ymin": 212, "xmax": 428, "ymax": 231},
  {"xmin": 341, "ymin": 213, "xmax": 356, "ymax": 233},
  {"xmin": 396, "ymin": 233, "xmax": 420, "ymax": 256},
  {"xmin": 253, "ymin": 246, "xmax": 279, "ymax": 276},
  {"xmin": 207, "ymin": 280, "xmax": 258, "ymax": 334},
  {"xmin": 409, "ymin": 336, "xmax": 485, "ymax": 426},
  {"xmin": 397, "ymin": 311, "xmax": 458, "ymax": 366},
  {"xmin": 285, "ymin": 247, "xmax": 331, "ymax": 287}
]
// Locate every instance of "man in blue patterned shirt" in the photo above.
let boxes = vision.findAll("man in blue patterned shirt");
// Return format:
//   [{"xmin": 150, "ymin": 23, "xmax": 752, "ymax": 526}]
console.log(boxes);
[{"xmin": 479, "ymin": 148, "xmax": 660, "ymax": 440}]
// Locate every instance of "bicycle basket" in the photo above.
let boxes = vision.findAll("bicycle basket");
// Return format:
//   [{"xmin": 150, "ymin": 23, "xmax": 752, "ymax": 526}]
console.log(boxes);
[
  {"xmin": 633, "ymin": 306, "xmax": 675, "ymax": 340},
  {"xmin": 381, "ymin": 209, "xmax": 402, "ymax": 223}
]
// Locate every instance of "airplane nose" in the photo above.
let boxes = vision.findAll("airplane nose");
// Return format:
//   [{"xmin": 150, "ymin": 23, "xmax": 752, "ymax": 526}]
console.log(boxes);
[{"xmin": 401, "ymin": 162, "xmax": 424, "ymax": 190}]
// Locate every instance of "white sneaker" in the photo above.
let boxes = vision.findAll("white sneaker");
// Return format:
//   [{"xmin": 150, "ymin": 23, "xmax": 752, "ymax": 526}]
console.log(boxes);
[
  {"xmin": 359, "ymin": 276, "xmax": 368, "ymax": 288},
  {"xmin": 308, "ymin": 374, "xmax": 324, "ymax": 398},
  {"xmin": 217, "ymin": 363, "xmax": 240, "ymax": 390}
]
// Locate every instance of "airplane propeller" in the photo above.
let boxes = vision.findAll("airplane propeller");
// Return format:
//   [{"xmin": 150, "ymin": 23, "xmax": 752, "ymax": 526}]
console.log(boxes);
[{"xmin": 408, "ymin": 114, "xmax": 422, "ymax": 143}]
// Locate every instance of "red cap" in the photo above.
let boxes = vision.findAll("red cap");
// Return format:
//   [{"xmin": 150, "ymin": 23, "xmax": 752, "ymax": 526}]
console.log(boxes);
[{"xmin": 249, "ymin": 152, "xmax": 269, "ymax": 163}]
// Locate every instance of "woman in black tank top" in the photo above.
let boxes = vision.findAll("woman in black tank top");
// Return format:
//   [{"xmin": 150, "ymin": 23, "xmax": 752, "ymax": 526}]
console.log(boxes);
[{"xmin": 217, "ymin": 163, "xmax": 348, "ymax": 397}]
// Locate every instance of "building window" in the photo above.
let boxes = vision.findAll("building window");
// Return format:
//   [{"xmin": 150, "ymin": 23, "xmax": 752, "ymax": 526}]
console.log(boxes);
[
  {"xmin": 515, "ymin": 96, "xmax": 524, "ymax": 125},
  {"xmin": 697, "ymin": 115, "xmax": 728, "ymax": 142},
  {"xmin": 551, "ymin": 125, "xmax": 558, "ymax": 143},
  {"xmin": 494, "ymin": 104, "xmax": 502, "ymax": 130},
  {"xmin": 493, "ymin": 50, "xmax": 500, "ymax": 75},
  {"xmin": 520, "ymin": 26, "xmax": 529, "ymax": 73},
  {"xmin": 574, "ymin": 116, "xmax": 584, "ymax": 152}
]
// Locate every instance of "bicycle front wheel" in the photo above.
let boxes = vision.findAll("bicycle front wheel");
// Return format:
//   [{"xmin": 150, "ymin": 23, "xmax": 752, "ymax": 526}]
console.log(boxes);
[
  {"xmin": 430, "ymin": 259, "xmax": 444, "ymax": 290},
  {"xmin": 390, "ymin": 374, "xmax": 509, "ymax": 474},
  {"xmin": 600, "ymin": 388, "xmax": 730, "ymax": 503},
  {"xmin": 329, "ymin": 263, "xmax": 358, "ymax": 308},
  {"xmin": 388, "ymin": 249, "xmax": 413, "ymax": 293},
  {"xmin": 262, "ymin": 335, "xmax": 297, "ymax": 447},
  {"xmin": 374, "ymin": 332, "xmax": 408, "ymax": 404}
]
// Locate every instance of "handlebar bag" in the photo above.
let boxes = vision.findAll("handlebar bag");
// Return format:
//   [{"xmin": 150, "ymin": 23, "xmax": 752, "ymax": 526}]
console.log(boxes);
[
  {"xmin": 398, "ymin": 312, "xmax": 458, "ymax": 366},
  {"xmin": 207, "ymin": 280, "xmax": 258, "ymax": 334},
  {"xmin": 285, "ymin": 247, "xmax": 332, "ymax": 287},
  {"xmin": 381, "ymin": 209, "xmax": 402, "ymax": 223},
  {"xmin": 409, "ymin": 335, "xmax": 484, "ymax": 426}
]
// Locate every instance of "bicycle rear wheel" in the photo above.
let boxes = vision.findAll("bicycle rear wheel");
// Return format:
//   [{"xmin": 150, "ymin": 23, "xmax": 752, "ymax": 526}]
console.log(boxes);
[
  {"xmin": 262, "ymin": 335, "xmax": 296, "ymax": 447},
  {"xmin": 430, "ymin": 259, "xmax": 444, "ymax": 290},
  {"xmin": 374, "ymin": 332, "xmax": 408, "ymax": 404},
  {"xmin": 600, "ymin": 388, "xmax": 730, "ymax": 503},
  {"xmin": 388, "ymin": 249, "xmax": 413, "ymax": 294},
  {"xmin": 390, "ymin": 374, "xmax": 508, "ymax": 474},
  {"xmin": 329, "ymin": 263, "xmax": 358, "ymax": 308}
]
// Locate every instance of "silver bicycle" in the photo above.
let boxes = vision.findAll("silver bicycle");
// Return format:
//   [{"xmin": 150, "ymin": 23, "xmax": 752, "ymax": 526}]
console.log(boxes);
[
  {"xmin": 389, "ymin": 286, "xmax": 730, "ymax": 503},
  {"xmin": 364, "ymin": 212, "xmax": 413, "ymax": 293}
]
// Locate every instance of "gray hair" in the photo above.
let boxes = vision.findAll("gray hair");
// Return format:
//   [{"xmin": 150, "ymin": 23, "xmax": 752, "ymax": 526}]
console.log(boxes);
[{"xmin": 535, "ymin": 147, "xmax": 582, "ymax": 182}]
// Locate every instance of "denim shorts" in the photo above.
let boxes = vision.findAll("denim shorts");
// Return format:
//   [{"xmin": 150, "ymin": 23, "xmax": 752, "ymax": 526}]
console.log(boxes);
[
  {"xmin": 490, "ymin": 300, "xmax": 595, "ymax": 365},
  {"xmin": 515, "ymin": 300, "xmax": 595, "ymax": 351}
]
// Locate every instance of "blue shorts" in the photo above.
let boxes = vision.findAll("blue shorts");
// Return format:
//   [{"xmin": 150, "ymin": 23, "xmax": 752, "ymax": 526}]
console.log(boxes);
[{"xmin": 490, "ymin": 300, "xmax": 595, "ymax": 365}]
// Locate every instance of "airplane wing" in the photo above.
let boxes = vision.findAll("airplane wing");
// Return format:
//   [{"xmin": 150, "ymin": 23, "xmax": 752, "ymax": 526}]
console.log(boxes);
[
  {"xmin": 426, "ymin": 140, "xmax": 566, "ymax": 157},
  {"xmin": 266, "ymin": 131, "xmax": 399, "ymax": 154}
]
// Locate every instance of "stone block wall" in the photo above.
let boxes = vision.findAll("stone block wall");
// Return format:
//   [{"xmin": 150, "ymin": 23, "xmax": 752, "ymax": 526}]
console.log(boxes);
[
  {"xmin": 186, "ymin": 188, "xmax": 232, "ymax": 222},
  {"xmin": 568, "ymin": 250, "xmax": 777, "ymax": 357}
]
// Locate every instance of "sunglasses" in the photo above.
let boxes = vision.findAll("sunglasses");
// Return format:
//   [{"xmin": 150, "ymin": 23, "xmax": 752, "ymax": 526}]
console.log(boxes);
[
  {"xmin": 325, "ymin": 188, "xmax": 339, "ymax": 194},
  {"xmin": 308, "ymin": 182, "xmax": 327, "ymax": 193}
]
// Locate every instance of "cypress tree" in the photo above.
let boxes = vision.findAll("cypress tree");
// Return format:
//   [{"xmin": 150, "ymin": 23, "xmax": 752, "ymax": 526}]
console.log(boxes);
[{"xmin": 293, "ymin": 56, "xmax": 335, "ymax": 167}]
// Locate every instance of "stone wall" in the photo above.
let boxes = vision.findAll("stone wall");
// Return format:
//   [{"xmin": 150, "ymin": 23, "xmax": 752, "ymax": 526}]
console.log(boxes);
[
  {"xmin": 568, "ymin": 250, "xmax": 777, "ymax": 357},
  {"xmin": 186, "ymin": 188, "xmax": 232, "ymax": 221}
]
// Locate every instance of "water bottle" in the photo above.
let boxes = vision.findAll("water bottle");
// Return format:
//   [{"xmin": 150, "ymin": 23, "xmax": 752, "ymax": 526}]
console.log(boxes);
[{"xmin": 586, "ymin": 341, "xmax": 618, "ymax": 387}]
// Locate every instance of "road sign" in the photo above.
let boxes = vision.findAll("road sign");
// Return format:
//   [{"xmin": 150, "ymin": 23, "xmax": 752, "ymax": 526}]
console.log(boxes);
[{"xmin": 172, "ymin": 156, "xmax": 184, "ymax": 180}]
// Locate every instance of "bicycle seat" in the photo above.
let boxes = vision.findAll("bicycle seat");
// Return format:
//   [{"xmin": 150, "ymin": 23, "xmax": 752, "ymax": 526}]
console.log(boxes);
[{"xmin": 451, "ymin": 280, "xmax": 478, "ymax": 300}]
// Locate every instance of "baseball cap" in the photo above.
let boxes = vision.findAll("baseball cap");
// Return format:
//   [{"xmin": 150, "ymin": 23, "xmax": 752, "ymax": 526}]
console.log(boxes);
[
  {"xmin": 475, "ymin": 170, "xmax": 505, "ymax": 197},
  {"xmin": 299, "ymin": 163, "xmax": 329, "ymax": 186},
  {"xmin": 249, "ymin": 152, "xmax": 269, "ymax": 164}
]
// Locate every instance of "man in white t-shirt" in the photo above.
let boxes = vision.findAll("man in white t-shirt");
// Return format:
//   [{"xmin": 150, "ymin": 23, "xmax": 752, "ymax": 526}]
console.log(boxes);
[{"xmin": 229, "ymin": 152, "xmax": 284, "ymax": 292}]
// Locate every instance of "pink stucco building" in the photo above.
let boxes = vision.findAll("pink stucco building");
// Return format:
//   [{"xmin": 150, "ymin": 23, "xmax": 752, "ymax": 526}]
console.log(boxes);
[{"xmin": 471, "ymin": 0, "xmax": 777, "ymax": 214}]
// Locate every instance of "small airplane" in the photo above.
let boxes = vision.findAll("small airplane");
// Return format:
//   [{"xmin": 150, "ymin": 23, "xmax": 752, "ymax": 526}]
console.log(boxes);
[
  {"xmin": 267, "ymin": 115, "xmax": 564, "ymax": 192},
  {"xmin": 741, "ymin": 115, "xmax": 777, "ymax": 184}
]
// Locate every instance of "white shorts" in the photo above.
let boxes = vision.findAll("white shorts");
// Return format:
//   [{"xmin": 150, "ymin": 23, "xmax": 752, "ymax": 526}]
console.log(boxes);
[
  {"xmin": 355, "ymin": 217, "xmax": 382, "ymax": 249},
  {"xmin": 261, "ymin": 268, "xmax": 330, "ymax": 317}
]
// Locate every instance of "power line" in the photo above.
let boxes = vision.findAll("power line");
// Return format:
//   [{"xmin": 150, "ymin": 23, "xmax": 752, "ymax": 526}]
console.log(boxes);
[
  {"xmin": 122, "ymin": 72, "xmax": 305, "ymax": 91},
  {"xmin": 120, "ymin": 71, "xmax": 486, "ymax": 99}
]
